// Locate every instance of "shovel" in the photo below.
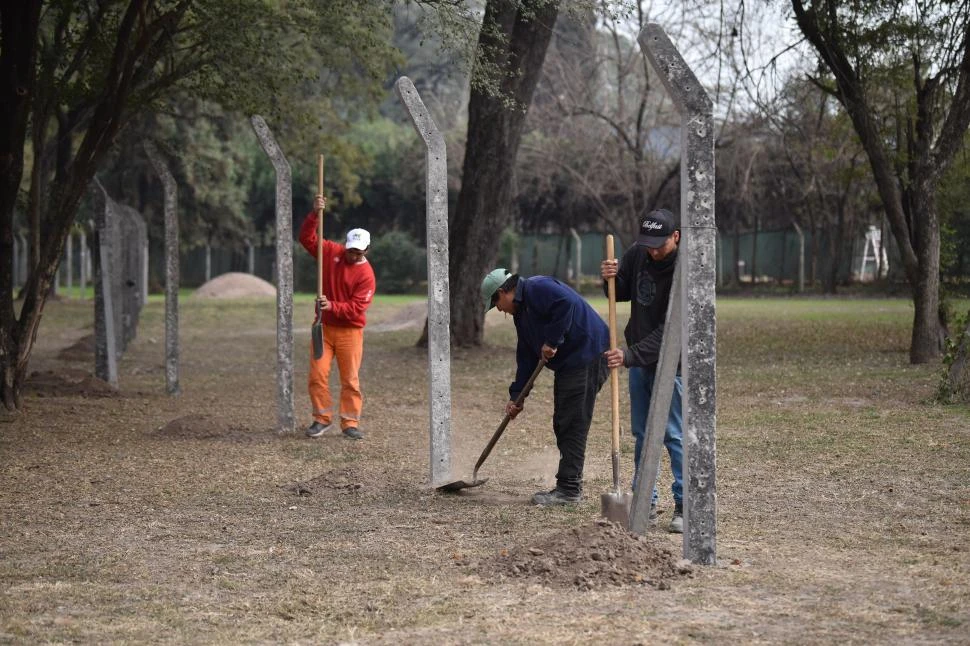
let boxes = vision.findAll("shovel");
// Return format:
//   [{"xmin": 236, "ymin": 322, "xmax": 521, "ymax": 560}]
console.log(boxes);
[
  {"xmin": 437, "ymin": 358, "xmax": 546, "ymax": 492},
  {"xmin": 601, "ymin": 234, "xmax": 632, "ymax": 525},
  {"xmin": 311, "ymin": 154, "xmax": 325, "ymax": 360}
]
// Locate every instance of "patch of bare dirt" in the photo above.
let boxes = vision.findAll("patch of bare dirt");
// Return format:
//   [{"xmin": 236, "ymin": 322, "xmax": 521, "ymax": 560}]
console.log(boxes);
[
  {"xmin": 282, "ymin": 468, "xmax": 366, "ymax": 496},
  {"xmin": 57, "ymin": 333, "xmax": 95, "ymax": 361},
  {"xmin": 192, "ymin": 272, "xmax": 276, "ymax": 299},
  {"xmin": 368, "ymin": 301, "xmax": 427, "ymax": 332},
  {"xmin": 151, "ymin": 413, "xmax": 273, "ymax": 442},
  {"xmin": 472, "ymin": 518, "xmax": 691, "ymax": 591},
  {"xmin": 24, "ymin": 368, "xmax": 117, "ymax": 397}
]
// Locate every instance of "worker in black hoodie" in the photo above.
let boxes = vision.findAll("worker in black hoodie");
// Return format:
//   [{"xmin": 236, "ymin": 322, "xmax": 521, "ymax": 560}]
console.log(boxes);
[{"xmin": 600, "ymin": 208, "xmax": 684, "ymax": 533}]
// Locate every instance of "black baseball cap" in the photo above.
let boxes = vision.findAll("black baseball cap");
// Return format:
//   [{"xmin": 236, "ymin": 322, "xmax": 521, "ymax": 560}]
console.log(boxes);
[{"xmin": 637, "ymin": 209, "xmax": 678, "ymax": 248}]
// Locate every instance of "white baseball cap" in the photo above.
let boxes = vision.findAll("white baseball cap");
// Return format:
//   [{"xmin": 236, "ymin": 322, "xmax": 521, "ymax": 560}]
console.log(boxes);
[{"xmin": 345, "ymin": 228, "xmax": 370, "ymax": 251}]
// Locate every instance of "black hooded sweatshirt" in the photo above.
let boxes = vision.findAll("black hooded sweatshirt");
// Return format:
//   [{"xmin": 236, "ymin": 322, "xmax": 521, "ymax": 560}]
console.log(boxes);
[{"xmin": 603, "ymin": 245, "xmax": 678, "ymax": 368}]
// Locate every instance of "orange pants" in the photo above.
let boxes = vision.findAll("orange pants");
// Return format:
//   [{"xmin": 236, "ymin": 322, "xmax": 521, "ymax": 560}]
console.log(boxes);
[{"xmin": 309, "ymin": 325, "xmax": 364, "ymax": 430}]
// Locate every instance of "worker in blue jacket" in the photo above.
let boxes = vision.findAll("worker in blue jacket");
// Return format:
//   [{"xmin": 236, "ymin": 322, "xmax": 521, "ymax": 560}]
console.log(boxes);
[{"xmin": 480, "ymin": 269, "xmax": 609, "ymax": 506}]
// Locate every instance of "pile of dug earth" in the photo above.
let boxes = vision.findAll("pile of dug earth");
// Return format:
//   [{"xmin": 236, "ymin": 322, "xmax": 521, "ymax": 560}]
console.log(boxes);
[
  {"xmin": 193, "ymin": 272, "xmax": 276, "ymax": 298},
  {"xmin": 469, "ymin": 519, "xmax": 693, "ymax": 591}
]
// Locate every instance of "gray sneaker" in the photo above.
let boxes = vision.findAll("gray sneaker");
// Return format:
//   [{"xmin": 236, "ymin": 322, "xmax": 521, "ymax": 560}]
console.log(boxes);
[
  {"xmin": 532, "ymin": 488, "xmax": 582, "ymax": 506},
  {"xmin": 668, "ymin": 505, "xmax": 684, "ymax": 534},
  {"xmin": 342, "ymin": 427, "xmax": 364, "ymax": 440},
  {"xmin": 649, "ymin": 503, "xmax": 659, "ymax": 526},
  {"xmin": 305, "ymin": 421, "xmax": 333, "ymax": 438}
]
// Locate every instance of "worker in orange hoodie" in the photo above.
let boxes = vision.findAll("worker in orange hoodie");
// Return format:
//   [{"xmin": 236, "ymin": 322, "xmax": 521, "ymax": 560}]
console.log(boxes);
[{"xmin": 299, "ymin": 194, "xmax": 376, "ymax": 440}]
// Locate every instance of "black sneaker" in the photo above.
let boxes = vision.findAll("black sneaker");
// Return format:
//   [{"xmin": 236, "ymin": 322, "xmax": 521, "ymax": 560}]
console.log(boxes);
[
  {"xmin": 342, "ymin": 427, "xmax": 363, "ymax": 440},
  {"xmin": 669, "ymin": 503, "xmax": 684, "ymax": 534},
  {"xmin": 532, "ymin": 488, "xmax": 582, "ymax": 506},
  {"xmin": 305, "ymin": 421, "xmax": 332, "ymax": 438}
]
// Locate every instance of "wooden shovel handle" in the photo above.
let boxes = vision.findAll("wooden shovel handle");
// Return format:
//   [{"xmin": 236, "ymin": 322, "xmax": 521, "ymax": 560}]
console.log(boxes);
[
  {"xmin": 606, "ymin": 235, "xmax": 621, "ymax": 490},
  {"xmin": 316, "ymin": 154, "xmax": 325, "ymax": 299},
  {"xmin": 473, "ymin": 358, "xmax": 547, "ymax": 478}
]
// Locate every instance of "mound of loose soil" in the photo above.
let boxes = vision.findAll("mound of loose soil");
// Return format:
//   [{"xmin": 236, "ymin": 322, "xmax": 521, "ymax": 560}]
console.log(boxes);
[
  {"xmin": 151, "ymin": 413, "xmax": 276, "ymax": 442},
  {"xmin": 193, "ymin": 272, "xmax": 276, "ymax": 299},
  {"xmin": 57, "ymin": 333, "xmax": 95, "ymax": 361},
  {"xmin": 473, "ymin": 518, "xmax": 692, "ymax": 591},
  {"xmin": 25, "ymin": 368, "xmax": 117, "ymax": 397},
  {"xmin": 152, "ymin": 413, "xmax": 225, "ymax": 440}
]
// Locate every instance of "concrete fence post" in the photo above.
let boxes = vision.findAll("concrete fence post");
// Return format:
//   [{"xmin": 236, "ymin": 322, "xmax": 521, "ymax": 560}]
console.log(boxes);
[
  {"xmin": 792, "ymin": 220, "xmax": 805, "ymax": 293},
  {"xmin": 395, "ymin": 76, "xmax": 452, "ymax": 486},
  {"xmin": 12, "ymin": 234, "xmax": 20, "ymax": 288},
  {"xmin": 145, "ymin": 141, "xmax": 181, "ymax": 396},
  {"xmin": 251, "ymin": 115, "xmax": 295, "ymax": 434},
  {"xmin": 66, "ymin": 232, "xmax": 74, "ymax": 295},
  {"xmin": 79, "ymin": 230, "xmax": 88, "ymax": 298},
  {"xmin": 90, "ymin": 180, "xmax": 119, "ymax": 388},
  {"xmin": 635, "ymin": 23, "xmax": 717, "ymax": 565},
  {"xmin": 17, "ymin": 234, "xmax": 28, "ymax": 287}
]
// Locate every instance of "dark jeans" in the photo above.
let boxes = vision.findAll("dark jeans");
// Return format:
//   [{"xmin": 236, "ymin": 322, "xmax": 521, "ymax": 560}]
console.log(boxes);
[{"xmin": 552, "ymin": 355, "xmax": 608, "ymax": 496}]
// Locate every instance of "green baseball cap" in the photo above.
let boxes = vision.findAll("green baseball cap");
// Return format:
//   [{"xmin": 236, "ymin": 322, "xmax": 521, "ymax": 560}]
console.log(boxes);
[{"xmin": 481, "ymin": 268, "xmax": 512, "ymax": 314}]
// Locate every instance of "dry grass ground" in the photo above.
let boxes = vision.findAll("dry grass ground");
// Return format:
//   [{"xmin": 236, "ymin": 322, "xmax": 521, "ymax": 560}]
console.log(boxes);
[{"xmin": 1, "ymin": 292, "xmax": 968, "ymax": 644}]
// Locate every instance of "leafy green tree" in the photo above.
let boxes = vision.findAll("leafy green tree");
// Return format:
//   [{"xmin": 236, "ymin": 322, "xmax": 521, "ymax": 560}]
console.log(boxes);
[
  {"xmin": 0, "ymin": 0, "xmax": 398, "ymax": 411},
  {"xmin": 791, "ymin": 0, "xmax": 970, "ymax": 362}
]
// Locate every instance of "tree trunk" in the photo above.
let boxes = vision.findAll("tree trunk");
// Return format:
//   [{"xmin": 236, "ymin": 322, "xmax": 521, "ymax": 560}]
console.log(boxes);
[
  {"xmin": 0, "ymin": 3, "xmax": 42, "ymax": 411},
  {"xmin": 909, "ymin": 184, "xmax": 942, "ymax": 362},
  {"xmin": 790, "ymin": 0, "xmax": 970, "ymax": 363},
  {"xmin": 435, "ymin": 0, "xmax": 561, "ymax": 347}
]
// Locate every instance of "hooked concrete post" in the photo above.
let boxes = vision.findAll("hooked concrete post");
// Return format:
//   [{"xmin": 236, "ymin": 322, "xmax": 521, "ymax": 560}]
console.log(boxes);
[
  {"xmin": 79, "ymin": 229, "xmax": 88, "ymax": 298},
  {"xmin": 12, "ymin": 234, "xmax": 20, "ymax": 288},
  {"xmin": 17, "ymin": 233, "xmax": 28, "ymax": 287},
  {"xmin": 251, "ymin": 115, "xmax": 295, "ymax": 434},
  {"xmin": 90, "ymin": 180, "xmax": 119, "ymax": 388},
  {"xmin": 145, "ymin": 141, "xmax": 181, "ymax": 396},
  {"xmin": 66, "ymin": 233, "xmax": 73, "ymax": 295},
  {"xmin": 395, "ymin": 76, "xmax": 452, "ymax": 486},
  {"xmin": 792, "ymin": 221, "xmax": 805, "ymax": 293},
  {"xmin": 633, "ymin": 23, "xmax": 717, "ymax": 565}
]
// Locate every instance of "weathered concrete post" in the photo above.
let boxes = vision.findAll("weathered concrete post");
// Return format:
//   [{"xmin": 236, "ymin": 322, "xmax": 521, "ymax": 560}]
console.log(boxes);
[
  {"xmin": 90, "ymin": 181, "xmax": 119, "ymax": 388},
  {"xmin": 145, "ymin": 142, "xmax": 181, "ymax": 396},
  {"xmin": 79, "ymin": 229, "xmax": 88, "ymax": 298},
  {"xmin": 251, "ymin": 115, "xmax": 295, "ymax": 434},
  {"xmin": 633, "ymin": 23, "xmax": 717, "ymax": 565},
  {"xmin": 629, "ymin": 259, "xmax": 683, "ymax": 528},
  {"xmin": 17, "ymin": 234, "xmax": 28, "ymax": 287},
  {"xmin": 138, "ymin": 216, "xmax": 149, "ymax": 305},
  {"xmin": 66, "ymin": 233, "xmax": 74, "ymax": 295},
  {"xmin": 792, "ymin": 221, "xmax": 805, "ymax": 293},
  {"xmin": 395, "ymin": 76, "xmax": 452, "ymax": 486},
  {"xmin": 12, "ymin": 234, "xmax": 20, "ymax": 288}
]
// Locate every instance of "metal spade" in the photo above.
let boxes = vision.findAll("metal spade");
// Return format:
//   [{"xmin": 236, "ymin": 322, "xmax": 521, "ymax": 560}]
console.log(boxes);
[{"xmin": 437, "ymin": 358, "xmax": 546, "ymax": 493}]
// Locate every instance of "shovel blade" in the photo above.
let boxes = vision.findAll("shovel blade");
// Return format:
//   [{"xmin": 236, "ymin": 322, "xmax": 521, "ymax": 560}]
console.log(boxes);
[
  {"xmin": 436, "ymin": 477, "xmax": 489, "ymax": 493},
  {"xmin": 311, "ymin": 323, "xmax": 323, "ymax": 360},
  {"xmin": 600, "ymin": 491, "xmax": 633, "ymax": 526}
]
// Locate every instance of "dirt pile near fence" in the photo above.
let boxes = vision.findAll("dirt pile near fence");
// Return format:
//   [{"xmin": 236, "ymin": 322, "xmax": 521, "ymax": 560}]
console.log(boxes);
[
  {"xmin": 471, "ymin": 518, "xmax": 692, "ymax": 591},
  {"xmin": 193, "ymin": 272, "xmax": 276, "ymax": 299},
  {"xmin": 57, "ymin": 333, "xmax": 95, "ymax": 361},
  {"xmin": 151, "ymin": 413, "xmax": 274, "ymax": 443},
  {"xmin": 25, "ymin": 368, "xmax": 117, "ymax": 398}
]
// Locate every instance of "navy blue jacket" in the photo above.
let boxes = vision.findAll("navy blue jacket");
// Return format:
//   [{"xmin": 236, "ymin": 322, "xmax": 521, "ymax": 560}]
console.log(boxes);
[{"xmin": 509, "ymin": 276, "xmax": 609, "ymax": 400}]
